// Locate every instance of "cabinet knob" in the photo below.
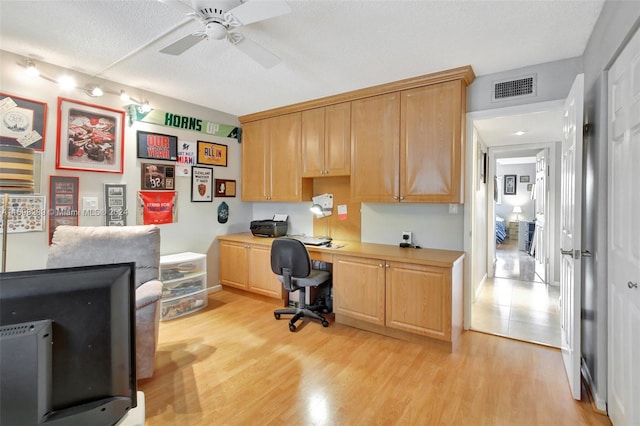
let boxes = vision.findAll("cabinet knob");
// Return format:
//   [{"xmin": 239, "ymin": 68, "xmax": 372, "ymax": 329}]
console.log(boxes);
[
  {"xmin": 385, "ymin": 264, "xmax": 390, "ymax": 268},
  {"xmin": 399, "ymin": 196, "xmax": 405, "ymax": 200},
  {"xmin": 393, "ymin": 196, "xmax": 398, "ymax": 200},
  {"xmin": 379, "ymin": 263, "xmax": 384, "ymax": 268}
]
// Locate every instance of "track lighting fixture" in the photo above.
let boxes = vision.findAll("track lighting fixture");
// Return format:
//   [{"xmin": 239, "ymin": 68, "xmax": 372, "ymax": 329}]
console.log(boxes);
[
  {"xmin": 57, "ymin": 75, "xmax": 76, "ymax": 91},
  {"xmin": 120, "ymin": 90, "xmax": 130, "ymax": 102},
  {"xmin": 25, "ymin": 60, "xmax": 39, "ymax": 77},
  {"xmin": 140, "ymin": 100, "xmax": 151, "ymax": 113},
  {"xmin": 86, "ymin": 84, "xmax": 104, "ymax": 97}
]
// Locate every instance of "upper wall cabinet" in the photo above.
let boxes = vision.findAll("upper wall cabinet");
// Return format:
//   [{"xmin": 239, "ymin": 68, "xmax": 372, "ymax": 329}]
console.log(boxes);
[
  {"xmin": 301, "ymin": 103, "xmax": 351, "ymax": 177},
  {"xmin": 241, "ymin": 113, "xmax": 311, "ymax": 202},
  {"xmin": 239, "ymin": 65, "xmax": 474, "ymax": 204}
]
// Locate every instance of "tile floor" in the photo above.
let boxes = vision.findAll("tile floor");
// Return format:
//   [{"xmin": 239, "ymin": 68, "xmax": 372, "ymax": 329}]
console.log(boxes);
[{"xmin": 471, "ymin": 239, "xmax": 561, "ymax": 347}]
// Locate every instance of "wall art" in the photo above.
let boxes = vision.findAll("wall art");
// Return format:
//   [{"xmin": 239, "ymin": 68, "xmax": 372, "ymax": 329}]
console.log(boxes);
[
  {"xmin": 215, "ymin": 179, "xmax": 236, "ymax": 197},
  {"xmin": 0, "ymin": 195, "xmax": 46, "ymax": 234},
  {"xmin": 0, "ymin": 92, "xmax": 48, "ymax": 151},
  {"xmin": 136, "ymin": 130, "xmax": 178, "ymax": 161},
  {"xmin": 104, "ymin": 183, "xmax": 127, "ymax": 226},
  {"xmin": 197, "ymin": 141, "xmax": 227, "ymax": 167},
  {"xmin": 56, "ymin": 97, "xmax": 125, "ymax": 173},
  {"xmin": 191, "ymin": 166, "xmax": 213, "ymax": 202},
  {"xmin": 141, "ymin": 162, "xmax": 175, "ymax": 190},
  {"xmin": 49, "ymin": 175, "xmax": 79, "ymax": 244}
]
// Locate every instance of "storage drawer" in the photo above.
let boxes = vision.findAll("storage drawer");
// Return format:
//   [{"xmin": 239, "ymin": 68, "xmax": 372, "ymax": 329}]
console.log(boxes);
[
  {"xmin": 161, "ymin": 289, "xmax": 208, "ymax": 321},
  {"xmin": 160, "ymin": 252, "xmax": 206, "ymax": 281},
  {"xmin": 162, "ymin": 275, "xmax": 206, "ymax": 299}
]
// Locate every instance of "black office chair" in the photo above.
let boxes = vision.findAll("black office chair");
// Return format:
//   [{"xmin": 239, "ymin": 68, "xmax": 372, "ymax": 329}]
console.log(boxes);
[{"xmin": 270, "ymin": 237, "xmax": 331, "ymax": 332}]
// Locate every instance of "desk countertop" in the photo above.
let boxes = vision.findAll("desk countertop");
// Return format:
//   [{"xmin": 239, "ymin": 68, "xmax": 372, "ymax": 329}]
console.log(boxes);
[{"xmin": 217, "ymin": 233, "xmax": 465, "ymax": 268}]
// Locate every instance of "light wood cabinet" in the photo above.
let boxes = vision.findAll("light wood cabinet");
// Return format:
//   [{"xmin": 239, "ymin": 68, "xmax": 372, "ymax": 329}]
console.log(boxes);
[
  {"xmin": 301, "ymin": 103, "xmax": 351, "ymax": 177},
  {"xmin": 385, "ymin": 261, "xmax": 450, "ymax": 340},
  {"xmin": 333, "ymin": 255, "xmax": 386, "ymax": 326},
  {"xmin": 219, "ymin": 241, "xmax": 282, "ymax": 299},
  {"xmin": 241, "ymin": 113, "xmax": 311, "ymax": 201},
  {"xmin": 334, "ymin": 255, "xmax": 454, "ymax": 342},
  {"xmin": 400, "ymin": 81, "xmax": 464, "ymax": 203},
  {"xmin": 351, "ymin": 80, "xmax": 465, "ymax": 203},
  {"xmin": 350, "ymin": 93, "xmax": 400, "ymax": 202}
]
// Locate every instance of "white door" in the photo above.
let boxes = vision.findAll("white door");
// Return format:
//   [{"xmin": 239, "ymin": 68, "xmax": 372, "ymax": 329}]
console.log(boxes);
[
  {"xmin": 607, "ymin": 26, "xmax": 640, "ymax": 426},
  {"xmin": 534, "ymin": 148, "xmax": 548, "ymax": 282},
  {"xmin": 560, "ymin": 73, "xmax": 584, "ymax": 400}
]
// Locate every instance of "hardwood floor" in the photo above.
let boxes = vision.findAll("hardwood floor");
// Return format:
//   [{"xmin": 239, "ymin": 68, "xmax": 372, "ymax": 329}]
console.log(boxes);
[{"xmin": 138, "ymin": 290, "xmax": 609, "ymax": 425}]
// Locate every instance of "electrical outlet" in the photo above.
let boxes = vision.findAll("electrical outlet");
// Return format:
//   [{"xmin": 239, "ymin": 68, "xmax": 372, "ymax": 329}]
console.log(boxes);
[{"xmin": 402, "ymin": 231, "xmax": 412, "ymax": 245}]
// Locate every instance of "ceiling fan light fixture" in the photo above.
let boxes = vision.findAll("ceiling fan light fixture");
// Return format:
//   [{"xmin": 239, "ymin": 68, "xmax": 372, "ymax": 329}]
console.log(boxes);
[{"xmin": 206, "ymin": 21, "xmax": 228, "ymax": 40}]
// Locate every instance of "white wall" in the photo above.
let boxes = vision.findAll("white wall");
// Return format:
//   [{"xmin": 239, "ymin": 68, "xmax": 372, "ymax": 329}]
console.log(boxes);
[
  {"xmin": 473, "ymin": 133, "xmax": 488, "ymax": 300},
  {"xmin": 0, "ymin": 50, "xmax": 251, "ymax": 287}
]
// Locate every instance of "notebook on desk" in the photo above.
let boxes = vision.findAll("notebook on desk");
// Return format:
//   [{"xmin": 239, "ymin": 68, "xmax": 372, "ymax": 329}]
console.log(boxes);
[{"xmin": 291, "ymin": 236, "xmax": 332, "ymax": 246}]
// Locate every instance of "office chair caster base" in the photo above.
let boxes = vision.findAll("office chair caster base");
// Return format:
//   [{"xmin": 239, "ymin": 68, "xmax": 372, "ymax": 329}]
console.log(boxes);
[
  {"xmin": 289, "ymin": 323, "xmax": 297, "ymax": 332},
  {"xmin": 322, "ymin": 320, "xmax": 329, "ymax": 327},
  {"xmin": 274, "ymin": 313, "xmax": 281, "ymax": 320}
]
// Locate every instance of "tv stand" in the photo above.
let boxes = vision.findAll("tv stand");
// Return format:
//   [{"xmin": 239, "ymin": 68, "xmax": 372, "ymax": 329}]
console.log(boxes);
[{"xmin": 115, "ymin": 391, "xmax": 145, "ymax": 426}]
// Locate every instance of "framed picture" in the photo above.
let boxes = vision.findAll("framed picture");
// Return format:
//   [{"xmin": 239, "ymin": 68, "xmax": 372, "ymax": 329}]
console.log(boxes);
[
  {"xmin": 0, "ymin": 195, "xmax": 46, "ymax": 234},
  {"xmin": 104, "ymin": 183, "xmax": 127, "ymax": 226},
  {"xmin": 141, "ymin": 162, "xmax": 175, "ymax": 190},
  {"xmin": 0, "ymin": 92, "xmax": 48, "ymax": 151},
  {"xmin": 520, "ymin": 175, "xmax": 530, "ymax": 183},
  {"xmin": 197, "ymin": 141, "xmax": 227, "ymax": 167},
  {"xmin": 191, "ymin": 166, "xmax": 213, "ymax": 202},
  {"xmin": 136, "ymin": 130, "xmax": 178, "ymax": 161},
  {"xmin": 504, "ymin": 174, "xmax": 517, "ymax": 195},
  {"xmin": 49, "ymin": 176, "xmax": 79, "ymax": 244},
  {"xmin": 56, "ymin": 97, "xmax": 125, "ymax": 173},
  {"xmin": 215, "ymin": 179, "xmax": 236, "ymax": 197},
  {"xmin": 527, "ymin": 183, "xmax": 534, "ymax": 192},
  {"xmin": 477, "ymin": 151, "xmax": 487, "ymax": 190}
]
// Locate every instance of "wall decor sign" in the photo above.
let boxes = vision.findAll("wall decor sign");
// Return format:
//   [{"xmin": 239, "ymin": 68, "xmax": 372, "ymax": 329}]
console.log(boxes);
[
  {"xmin": 136, "ymin": 130, "xmax": 178, "ymax": 161},
  {"xmin": 0, "ymin": 195, "xmax": 46, "ymax": 234},
  {"xmin": 104, "ymin": 183, "xmax": 127, "ymax": 226},
  {"xmin": 191, "ymin": 166, "xmax": 213, "ymax": 202},
  {"xmin": 197, "ymin": 141, "xmax": 227, "ymax": 167},
  {"xmin": 504, "ymin": 174, "xmax": 517, "ymax": 195},
  {"xmin": 176, "ymin": 140, "xmax": 196, "ymax": 177},
  {"xmin": 137, "ymin": 190, "xmax": 177, "ymax": 225},
  {"xmin": 520, "ymin": 175, "xmax": 530, "ymax": 183},
  {"xmin": 215, "ymin": 179, "xmax": 236, "ymax": 197},
  {"xmin": 0, "ymin": 92, "xmax": 47, "ymax": 151},
  {"xmin": 49, "ymin": 176, "xmax": 79, "ymax": 244},
  {"xmin": 141, "ymin": 162, "xmax": 175, "ymax": 190},
  {"xmin": 56, "ymin": 97, "xmax": 125, "ymax": 173},
  {"xmin": 125, "ymin": 104, "xmax": 241, "ymax": 141}
]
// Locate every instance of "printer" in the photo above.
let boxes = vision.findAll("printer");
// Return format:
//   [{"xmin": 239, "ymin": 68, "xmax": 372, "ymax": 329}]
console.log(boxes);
[{"xmin": 250, "ymin": 217, "xmax": 288, "ymax": 238}]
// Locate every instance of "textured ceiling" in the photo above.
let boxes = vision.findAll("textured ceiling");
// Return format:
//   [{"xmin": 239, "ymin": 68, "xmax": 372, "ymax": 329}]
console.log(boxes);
[{"xmin": 0, "ymin": 0, "xmax": 604, "ymax": 117}]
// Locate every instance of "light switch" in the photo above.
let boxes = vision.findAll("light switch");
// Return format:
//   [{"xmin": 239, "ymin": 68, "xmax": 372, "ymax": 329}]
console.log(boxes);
[{"xmin": 82, "ymin": 196, "xmax": 99, "ymax": 212}]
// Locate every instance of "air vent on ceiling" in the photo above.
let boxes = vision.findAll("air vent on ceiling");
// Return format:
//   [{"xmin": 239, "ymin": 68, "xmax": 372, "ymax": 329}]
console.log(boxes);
[{"xmin": 491, "ymin": 74, "xmax": 537, "ymax": 102}]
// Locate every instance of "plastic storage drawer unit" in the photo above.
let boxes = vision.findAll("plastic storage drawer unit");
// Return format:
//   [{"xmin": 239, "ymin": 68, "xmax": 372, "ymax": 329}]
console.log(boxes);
[{"xmin": 159, "ymin": 252, "xmax": 207, "ymax": 321}]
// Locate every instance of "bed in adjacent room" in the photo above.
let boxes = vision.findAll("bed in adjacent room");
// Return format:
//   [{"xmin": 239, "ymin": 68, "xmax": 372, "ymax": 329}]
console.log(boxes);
[{"xmin": 495, "ymin": 216, "xmax": 507, "ymax": 244}]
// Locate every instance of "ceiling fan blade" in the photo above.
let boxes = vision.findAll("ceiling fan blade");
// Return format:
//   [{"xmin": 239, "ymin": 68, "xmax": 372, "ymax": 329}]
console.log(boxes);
[
  {"xmin": 226, "ymin": 0, "xmax": 291, "ymax": 26},
  {"xmin": 230, "ymin": 34, "xmax": 281, "ymax": 68},
  {"xmin": 160, "ymin": 33, "xmax": 206, "ymax": 55}
]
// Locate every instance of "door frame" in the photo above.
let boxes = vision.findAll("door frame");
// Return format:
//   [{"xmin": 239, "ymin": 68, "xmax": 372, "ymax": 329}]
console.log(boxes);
[{"xmin": 464, "ymin": 99, "xmax": 563, "ymax": 330}]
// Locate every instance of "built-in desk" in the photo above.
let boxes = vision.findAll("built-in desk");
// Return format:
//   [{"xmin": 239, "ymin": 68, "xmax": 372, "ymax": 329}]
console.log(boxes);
[{"xmin": 217, "ymin": 233, "xmax": 465, "ymax": 351}]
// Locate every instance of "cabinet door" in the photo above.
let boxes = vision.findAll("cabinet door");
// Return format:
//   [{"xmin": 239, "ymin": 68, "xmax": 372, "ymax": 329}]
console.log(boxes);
[
  {"xmin": 241, "ymin": 120, "xmax": 269, "ymax": 201},
  {"xmin": 324, "ymin": 102, "xmax": 351, "ymax": 176},
  {"xmin": 248, "ymin": 245, "xmax": 283, "ymax": 299},
  {"xmin": 351, "ymin": 93, "xmax": 400, "ymax": 202},
  {"xmin": 385, "ymin": 262, "xmax": 451, "ymax": 340},
  {"xmin": 269, "ymin": 113, "xmax": 303, "ymax": 201},
  {"xmin": 333, "ymin": 255, "xmax": 385, "ymax": 325},
  {"xmin": 400, "ymin": 81, "xmax": 463, "ymax": 203},
  {"xmin": 301, "ymin": 108, "xmax": 325, "ymax": 177},
  {"xmin": 219, "ymin": 242, "xmax": 249, "ymax": 289}
]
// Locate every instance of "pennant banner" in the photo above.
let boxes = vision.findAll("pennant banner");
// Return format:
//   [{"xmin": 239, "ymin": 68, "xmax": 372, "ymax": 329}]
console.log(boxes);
[{"xmin": 126, "ymin": 105, "xmax": 241, "ymax": 141}]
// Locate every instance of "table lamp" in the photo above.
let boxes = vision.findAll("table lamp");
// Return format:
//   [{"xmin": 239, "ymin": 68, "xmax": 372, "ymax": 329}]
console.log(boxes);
[
  {"xmin": 512, "ymin": 206, "xmax": 522, "ymax": 221},
  {"xmin": 0, "ymin": 145, "xmax": 35, "ymax": 272}
]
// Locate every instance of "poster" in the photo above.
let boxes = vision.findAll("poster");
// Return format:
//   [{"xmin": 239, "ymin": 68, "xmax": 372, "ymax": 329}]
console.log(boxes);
[
  {"xmin": 49, "ymin": 176, "xmax": 79, "ymax": 244},
  {"xmin": 104, "ymin": 183, "xmax": 127, "ymax": 226},
  {"xmin": 0, "ymin": 195, "xmax": 46, "ymax": 233},
  {"xmin": 141, "ymin": 162, "xmax": 175, "ymax": 190},
  {"xmin": 176, "ymin": 140, "xmax": 196, "ymax": 177}
]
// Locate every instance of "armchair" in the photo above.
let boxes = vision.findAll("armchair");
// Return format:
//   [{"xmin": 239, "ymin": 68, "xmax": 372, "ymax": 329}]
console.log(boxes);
[
  {"xmin": 47, "ymin": 225, "xmax": 162, "ymax": 379},
  {"xmin": 270, "ymin": 237, "xmax": 331, "ymax": 332}
]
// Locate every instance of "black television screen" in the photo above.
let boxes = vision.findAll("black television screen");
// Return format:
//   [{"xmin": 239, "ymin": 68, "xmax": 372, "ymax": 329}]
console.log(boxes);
[{"xmin": 0, "ymin": 263, "xmax": 137, "ymax": 425}]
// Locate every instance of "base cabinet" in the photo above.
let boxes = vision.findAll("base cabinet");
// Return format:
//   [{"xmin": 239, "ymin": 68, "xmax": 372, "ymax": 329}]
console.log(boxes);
[
  {"xmin": 160, "ymin": 252, "xmax": 207, "ymax": 321},
  {"xmin": 334, "ymin": 255, "xmax": 453, "ymax": 342},
  {"xmin": 219, "ymin": 241, "xmax": 282, "ymax": 299}
]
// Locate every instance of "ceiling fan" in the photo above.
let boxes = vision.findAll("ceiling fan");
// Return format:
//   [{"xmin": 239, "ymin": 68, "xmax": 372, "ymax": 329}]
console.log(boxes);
[{"xmin": 158, "ymin": 0, "xmax": 291, "ymax": 68}]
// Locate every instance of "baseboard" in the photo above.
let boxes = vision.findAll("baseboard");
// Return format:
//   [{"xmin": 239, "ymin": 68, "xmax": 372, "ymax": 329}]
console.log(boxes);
[
  {"xmin": 581, "ymin": 359, "xmax": 608, "ymax": 415},
  {"xmin": 207, "ymin": 284, "xmax": 222, "ymax": 293}
]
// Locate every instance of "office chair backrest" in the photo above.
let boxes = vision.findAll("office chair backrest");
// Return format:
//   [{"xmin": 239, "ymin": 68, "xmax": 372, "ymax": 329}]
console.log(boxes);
[{"xmin": 270, "ymin": 238, "xmax": 312, "ymax": 291}]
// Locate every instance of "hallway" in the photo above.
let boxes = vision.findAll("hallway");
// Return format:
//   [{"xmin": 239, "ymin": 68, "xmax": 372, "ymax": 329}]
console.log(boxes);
[{"xmin": 472, "ymin": 239, "xmax": 561, "ymax": 347}]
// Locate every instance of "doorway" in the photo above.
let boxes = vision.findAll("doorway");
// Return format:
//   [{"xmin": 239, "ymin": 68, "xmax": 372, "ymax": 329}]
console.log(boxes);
[{"xmin": 466, "ymin": 104, "xmax": 564, "ymax": 348}]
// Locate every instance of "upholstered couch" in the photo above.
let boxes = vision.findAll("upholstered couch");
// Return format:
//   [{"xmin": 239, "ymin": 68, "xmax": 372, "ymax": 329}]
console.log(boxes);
[{"xmin": 47, "ymin": 225, "xmax": 163, "ymax": 379}]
